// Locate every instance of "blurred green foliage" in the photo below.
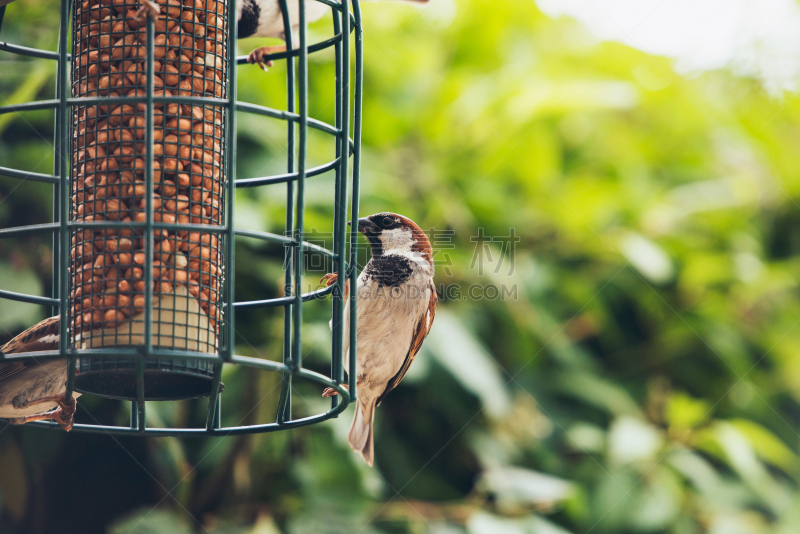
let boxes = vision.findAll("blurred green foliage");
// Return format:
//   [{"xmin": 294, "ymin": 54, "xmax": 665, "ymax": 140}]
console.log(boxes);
[{"xmin": 3, "ymin": 0, "xmax": 800, "ymax": 532}]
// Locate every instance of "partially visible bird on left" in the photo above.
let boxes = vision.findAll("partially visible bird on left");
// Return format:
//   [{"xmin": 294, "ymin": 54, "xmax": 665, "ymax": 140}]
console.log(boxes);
[{"xmin": 0, "ymin": 316, "xmax": 79, "ymax": 432}]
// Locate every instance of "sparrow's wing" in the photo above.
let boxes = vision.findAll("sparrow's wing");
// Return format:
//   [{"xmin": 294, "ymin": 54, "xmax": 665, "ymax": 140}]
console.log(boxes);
[
  {"xmin": 0, "ymin": 316, "xmax": 60, "ymax": 355},
  {"xmin": 375, "ymin": 281, "xmax": 437, "ymax": 406}
]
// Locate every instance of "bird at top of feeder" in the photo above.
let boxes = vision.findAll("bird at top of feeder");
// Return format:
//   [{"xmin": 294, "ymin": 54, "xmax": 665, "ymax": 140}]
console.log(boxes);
[
  {"xmin": 239, "ymin": 0, "xmax": 431, "ymax": 71},
  {"xmin": 320, "ymin": 212, "xmax": 436, "ymax": 466},
  {"xmin": 0, "ymin": 317, "xmax": 79, "ymax": 432}
]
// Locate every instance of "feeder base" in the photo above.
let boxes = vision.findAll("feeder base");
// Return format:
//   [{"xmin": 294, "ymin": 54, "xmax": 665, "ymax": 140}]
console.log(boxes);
[
  {"xmin": 74, "ymin": 285, "xmax": 220, "ymax": 400},
  {"xmin": 74, "ymin": 367, "xmax": 215, "ymax": 401}
]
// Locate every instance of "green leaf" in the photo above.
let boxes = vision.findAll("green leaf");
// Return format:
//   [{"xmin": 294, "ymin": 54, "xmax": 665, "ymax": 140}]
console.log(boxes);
[
  {"xmin": 620, "ymin": 233, "xmax": 674, "ymax": 285},
  {"xmin": 712, "ymin": 422, "xmax": 794, "ymax": 515},
  {"xmin": 553, "ymin": 373, "xmax": 642, "ymax": 417},
  {"xmin": 426, "ymin": 311, "xmax": 512, "ymax": 418},
  {"xmin": 608, "ymin": 416, "xmax": 664, "ymax": 465},
  {"xmin": 628, "ymin": 465, "xmax": 682, "ymax": 530},
  {"xmin": 665, "ymin": 392, "xmax": 711, "ymax": 433},
  {"xmin": 468, "ymin": 512, "xmax": 575, "ymax": 534},
  {"xmin": 477, "ymin": 466, "xmax": 574, "ymax": 509},
  {"xmin": 0, "ymin": 62, "xmax": 51, "ymax": 137},
  {"xmin": 728, "ymin": 419, "xmax": 800, "ymax": 474}
]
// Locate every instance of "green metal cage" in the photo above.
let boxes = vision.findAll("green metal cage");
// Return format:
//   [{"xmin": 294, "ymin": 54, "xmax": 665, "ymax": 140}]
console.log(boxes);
[{"xmin": 0, "ymin": 0, "xmax": 362, "ymax": 435}]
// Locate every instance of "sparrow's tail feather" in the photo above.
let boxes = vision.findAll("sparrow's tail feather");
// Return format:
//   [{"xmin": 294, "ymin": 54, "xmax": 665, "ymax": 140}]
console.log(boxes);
[{"xmin": 349, "ymin": 397, "xmax": 377, "ymax": 466}]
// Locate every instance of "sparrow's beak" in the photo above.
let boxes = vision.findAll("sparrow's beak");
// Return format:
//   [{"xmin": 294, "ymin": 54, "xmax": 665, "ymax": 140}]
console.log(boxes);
[{"xmin": 351, "ymin": 217, "xmax": 379, "ymax": 235}]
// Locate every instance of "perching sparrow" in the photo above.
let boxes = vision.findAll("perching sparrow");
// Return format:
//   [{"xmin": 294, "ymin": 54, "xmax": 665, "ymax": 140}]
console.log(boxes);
[
  {"xmin": 321, "ymin": 212, "xmax": 436, "ymax": 466},
  {"xmin": 0, "ymin": 316, "xmax": 79, "ymax": 432},
  {"xmin": 240, "ymin": 0, "xmax": 430, "ymax": 70}
]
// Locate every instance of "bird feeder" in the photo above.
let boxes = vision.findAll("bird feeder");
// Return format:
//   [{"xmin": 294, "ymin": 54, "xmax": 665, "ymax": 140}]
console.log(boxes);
[{"xmin": 0, "ymin": 0, "xmax": 361, "ymax": 434}]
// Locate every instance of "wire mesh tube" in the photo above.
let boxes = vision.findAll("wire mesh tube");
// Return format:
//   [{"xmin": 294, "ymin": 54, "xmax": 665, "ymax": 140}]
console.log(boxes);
[{"xmin": 70, "ymin": 0, "xmax": 228, "ymax": 399}]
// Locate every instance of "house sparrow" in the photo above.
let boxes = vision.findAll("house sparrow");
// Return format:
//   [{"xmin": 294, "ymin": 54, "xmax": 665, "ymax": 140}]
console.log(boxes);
[
  {"xmin": 0, "ymin": 316, "xmax": 79, "ymax": 432},
  {"xmin": 320, "ymin": 212, "xmax": 436, "ymax": 466},
  {"xmin": 240, "ymin": 0, "xmax": 431, "ymax": 70}
]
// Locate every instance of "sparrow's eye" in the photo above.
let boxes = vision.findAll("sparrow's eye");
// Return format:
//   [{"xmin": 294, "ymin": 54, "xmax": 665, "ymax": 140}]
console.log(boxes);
[{"xmin": 380, "ymin": 216, "xmax": 394, "ymax": 227}]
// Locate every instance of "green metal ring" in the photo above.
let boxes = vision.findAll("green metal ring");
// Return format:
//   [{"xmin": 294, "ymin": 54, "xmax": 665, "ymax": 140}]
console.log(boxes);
[{"xmin": 23, "ymin": 359, "xmax": 351, "ymax": 436}]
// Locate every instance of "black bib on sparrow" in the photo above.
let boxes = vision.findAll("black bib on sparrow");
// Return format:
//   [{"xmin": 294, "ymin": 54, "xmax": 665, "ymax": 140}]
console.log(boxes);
[
  {"xmin": 364, "ymin": 254, "xmax": 414, "ymax": 288},
  {"xmin": 238, "ymin": 0, "xmax": 261, "ymax": 39}
]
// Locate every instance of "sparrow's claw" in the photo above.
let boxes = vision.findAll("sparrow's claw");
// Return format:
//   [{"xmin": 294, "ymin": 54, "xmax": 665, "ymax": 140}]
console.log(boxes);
[
  {"xmin": 54, "ymin": 406, "xmax": 75, "ymax": 432},
  {"xmin": 135, "ymin": 0, "xmax": 160, "ymax": 23},
  {"xmin": 23, "ymin": 409, "xmax": 60, "ymax": 424},
  {"xmin": 23, "ymin": 407, "xmax": 73, "ymax": 432},
  {"xmin": 322, "ymin": 384, "xmax": 349, "ymax": 397},
  {"xmin": 320, "ymin": 273, "xmax": 351, "ymax": 299},
  {"xmin": 320, "ymin": 273, "xmax": 338, "ymax": 287},
  {"xmin": 57, "ymin": 395, "xmax": 77, "ymax": 419},
  {"xmin": 22, "ymin": 395, "xmax": 77, "ymax": 432},
  {"xmin": 247, "ymin": 45, "xmax": 287, "ymax": 72}
]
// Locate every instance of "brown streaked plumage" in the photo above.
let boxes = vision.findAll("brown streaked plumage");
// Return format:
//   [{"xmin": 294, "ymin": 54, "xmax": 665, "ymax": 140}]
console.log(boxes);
[
  {"xmin": 0, "ymin": 316, "xmax": 78, "ymax": 431},
  {"xmin": 0, "ymin": 316, "xmax": 60, "ymax": 354},
  {"xmin": 375, "ymin": 281, "xmax": 436, "ymax": 407},
  {"xmin": 321, "ymin": 212, "xmax": 436, "ymax": 466}
]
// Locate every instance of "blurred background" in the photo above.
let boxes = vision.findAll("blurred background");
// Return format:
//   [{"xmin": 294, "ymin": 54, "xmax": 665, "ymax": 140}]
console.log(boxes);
[{"xmin": 3, "ymin": 0, "xmax": 800, "ymax": 532}]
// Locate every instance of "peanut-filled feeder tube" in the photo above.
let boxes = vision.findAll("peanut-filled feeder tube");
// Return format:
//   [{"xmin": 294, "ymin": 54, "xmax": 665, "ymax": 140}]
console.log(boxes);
[{"xmin": 70, "ymin": 0, "xmax": 228, "ymax": 399}]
